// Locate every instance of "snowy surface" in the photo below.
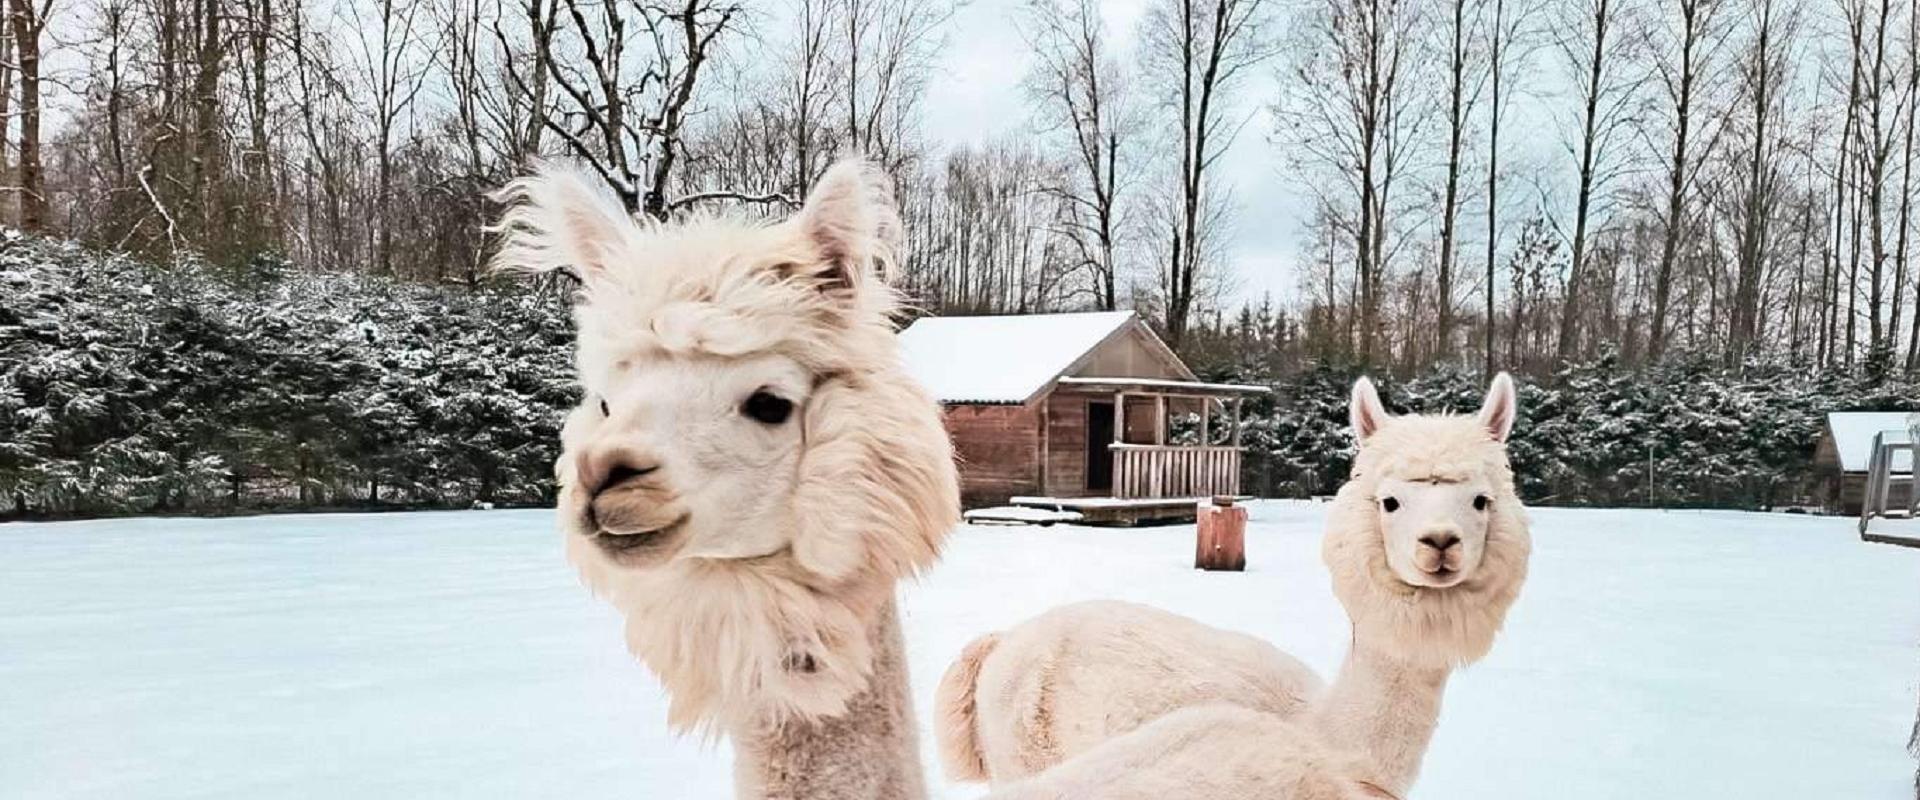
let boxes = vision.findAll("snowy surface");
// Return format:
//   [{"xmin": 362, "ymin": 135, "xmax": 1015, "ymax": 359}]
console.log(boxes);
[
  {"xmin": 961, "ymin": 506, "xmax": 1085, "ymax": 524},
  {"xmin": 1828, "ymin": 412, "xmax": 1918, "ymax": 472},
  {"xmin": 895, "ymin": 310, "xmax": 1135, "ymax": 404},
  {"xmin": 3, "ymin": 503, "xmax": 1918, "ymax": 799}
]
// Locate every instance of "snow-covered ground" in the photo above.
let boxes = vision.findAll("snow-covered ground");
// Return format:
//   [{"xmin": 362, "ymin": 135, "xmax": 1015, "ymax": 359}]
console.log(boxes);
[{"xmin": 3, "ymin": 502, "xmax": 1917, "ymax": 799}]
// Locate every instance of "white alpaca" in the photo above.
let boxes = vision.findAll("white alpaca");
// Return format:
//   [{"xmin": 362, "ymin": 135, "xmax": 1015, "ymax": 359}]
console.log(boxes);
[
  {"xmin": 943, "ymin": 375, "xmax": 1532, "ymax": 799},
  {"xmin": 491, "ymin": 159, "xmax": 960, "ymax": 798},
  {"xmin": 935, "ymin": 599, "xmax": 1325, "ymax": 781}
]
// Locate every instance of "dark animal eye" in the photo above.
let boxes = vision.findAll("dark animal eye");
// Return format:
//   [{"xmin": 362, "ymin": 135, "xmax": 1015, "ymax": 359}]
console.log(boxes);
[
  {"xmin": 1474, "ymin": 495, "xmax": 1489, "ymax": 511},
  {"xmin": 742, "ymin": 391, "xmax": 793, "ymax": 425},
  {"xmin": 599, "ymin": 398, "xmax": 610, "ymax": 417},
  {"xmin": 1381, "ymin": 497, "xmax": 1399, "ymax": 513}
]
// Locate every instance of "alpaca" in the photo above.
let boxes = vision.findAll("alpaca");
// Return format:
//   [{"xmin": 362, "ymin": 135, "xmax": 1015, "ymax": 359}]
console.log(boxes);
[
  {"xmin": 935, "ymin": 599, "xmax": 1324, "ymax": 782},
  {"xmin": 942, "ymin": 374, "xmax": 1532, "ymax": 799},
  {"xmin": 491, "ymin": 158, "xmax": 960, "ymax": 798}
]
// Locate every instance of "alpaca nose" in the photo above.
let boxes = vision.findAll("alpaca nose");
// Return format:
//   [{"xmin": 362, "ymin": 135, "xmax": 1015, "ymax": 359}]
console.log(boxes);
[
  {"xmin": 1419, "ymin": 531, "xmax": 1460, "ymax": 553},
  {"xmin": 578, "ymin": 447, "xmax": 663, "ymax": 498}
]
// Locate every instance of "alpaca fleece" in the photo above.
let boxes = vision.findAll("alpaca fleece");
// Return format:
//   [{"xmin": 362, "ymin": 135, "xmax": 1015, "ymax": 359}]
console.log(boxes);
[{"xmin": 492, "ymin": 159, "xmax": 961, "ymax": 799}]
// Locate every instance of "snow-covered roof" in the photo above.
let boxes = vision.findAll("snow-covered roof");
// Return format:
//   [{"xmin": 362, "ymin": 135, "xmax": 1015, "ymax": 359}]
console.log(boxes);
[
  {"xmin": 1825, "ymin": 412, "xmax": 1917, "ymax": 473},
  {"xmin": 1055, "ymin": 376, "xmax": 1271, "ymax": 395},
  {"xmin": 896, "ymin": 311, "xmax": 1145, "ymax": 404}
]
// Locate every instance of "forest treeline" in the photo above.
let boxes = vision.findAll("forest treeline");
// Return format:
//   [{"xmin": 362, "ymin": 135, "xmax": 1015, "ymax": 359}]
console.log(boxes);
[
  {"xmin": 5, "ymin": 234, "xmax": 1917, "ymax": 518},
  {"xmin": 2, "ymin": 0, "xmax": 1919, "ymax": 515},
  {"xmin": 10, "ymin": 0, "xmax": 1911, "ymax": 372}
]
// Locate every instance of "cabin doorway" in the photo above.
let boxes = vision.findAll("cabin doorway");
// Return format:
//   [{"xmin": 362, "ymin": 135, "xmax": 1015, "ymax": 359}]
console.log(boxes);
[{"xmin": 1086, "ymin": 400, "xmax": 1114, "ymax": 492}]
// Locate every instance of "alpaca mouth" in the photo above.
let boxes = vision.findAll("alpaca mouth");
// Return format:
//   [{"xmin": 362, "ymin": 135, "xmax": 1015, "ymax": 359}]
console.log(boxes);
[
  {"xmin": 1415, "ymin": 567, "xmax": 1465, "ymax": 588},
  {"xmin": 591, "ymin": 514, "xmax": 689, "ymax": 557}
]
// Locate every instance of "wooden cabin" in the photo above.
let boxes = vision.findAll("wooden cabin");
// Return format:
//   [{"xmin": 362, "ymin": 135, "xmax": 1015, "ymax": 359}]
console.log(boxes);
[
  {"xmin": 1814, "ymin": 412, "xmax": 1914, "ymax": 514},
  {"xmin": 897, "ymin": 311, "xmax": 1268, "ymax": 519}
]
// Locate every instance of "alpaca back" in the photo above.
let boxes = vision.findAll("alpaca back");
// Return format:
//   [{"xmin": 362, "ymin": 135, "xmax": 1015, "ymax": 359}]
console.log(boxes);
[{"xmin": 939, "ymin": 599, "xmax": 1323, "ymax": 783}]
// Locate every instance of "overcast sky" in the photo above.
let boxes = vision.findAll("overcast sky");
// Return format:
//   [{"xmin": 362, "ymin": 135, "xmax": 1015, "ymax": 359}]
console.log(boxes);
[{"xmin": 917, "ymin": 0, "xmax": 1307, "ymax": 308}]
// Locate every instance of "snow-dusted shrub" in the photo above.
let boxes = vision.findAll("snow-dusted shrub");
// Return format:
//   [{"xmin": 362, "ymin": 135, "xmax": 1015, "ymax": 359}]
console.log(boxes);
[
  {"xmin": 1201, "ymin": 349, "xmax": 1919, "ymax": 510},
  {"xmin": 0, "ymin": 233, "xmax": 577, "ymax": 517}
]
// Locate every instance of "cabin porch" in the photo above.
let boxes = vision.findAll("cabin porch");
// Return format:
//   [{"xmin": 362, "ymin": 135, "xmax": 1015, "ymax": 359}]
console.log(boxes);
[
  {"xmin": 995, "ymin": 377, "xmax": 1267, "ymax": 523},
  {"xmin": 1055, "ymin": 376, "xmax": 1267, "ymax": 500}
]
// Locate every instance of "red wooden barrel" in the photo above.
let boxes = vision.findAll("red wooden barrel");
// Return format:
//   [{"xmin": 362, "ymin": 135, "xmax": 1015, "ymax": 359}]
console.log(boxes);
[{"xmin": 1195, "ymin": 497, "xmax": 1247, "ymax": 571}]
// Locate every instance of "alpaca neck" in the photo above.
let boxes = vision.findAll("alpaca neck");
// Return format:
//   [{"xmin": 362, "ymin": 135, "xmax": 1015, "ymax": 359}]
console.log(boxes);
[
  {"xmin": 1310, "ymin": 638, "xmax": 1451, "ymax": 795},
  {"xmin": 730, "ymin": 597, "xmax": 925, "ymax": 800}
]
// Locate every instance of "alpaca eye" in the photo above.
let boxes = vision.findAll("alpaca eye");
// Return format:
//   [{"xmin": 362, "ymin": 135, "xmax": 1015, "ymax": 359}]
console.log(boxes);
[
  {"xmin": 598, "ymin": 398, "xmax": 610, "ymax": 417},
  {"xmin": 1381, "ymin": 497, "xmax": 1399, "ymax": 513},
  {"xmin": 742, "ymin": 391, "xmax": 794, "ymax": 425},
  {"xmin": 1473, "ymin": 495, "xmax": 1490, "ymax": 511}
]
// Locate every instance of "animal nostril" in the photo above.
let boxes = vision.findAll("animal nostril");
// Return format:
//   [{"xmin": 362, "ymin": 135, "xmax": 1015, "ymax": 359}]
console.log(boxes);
[
  {"xmin": 601, "ymin": 462, "xmax": 658, "ymax": 492},
  {"xmin": 1420, "ymin": 533, "xmax": 1460, "ymax": 552}
]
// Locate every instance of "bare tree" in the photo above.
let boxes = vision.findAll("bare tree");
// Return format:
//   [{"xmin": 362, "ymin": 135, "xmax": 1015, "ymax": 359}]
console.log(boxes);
[
  {"xmin": 1276, "ymin": 0, "xmax": 1418, "ymax": 362},
  {"xmin": 1552, "ymin": 0, "xmax": 1643, "ymax": 362},
  {"xmin": 836, "ymin": 0, "xmax": 949, "ymax": 169},
  {"xmin": 1900, "ymin": 3, "xmax": 1920, "ymax": 370},
  {"xmin": 1024, "ymin": 0, "xmax": 1135, "ymax": 310},
  {"xmin": 785, "ymin": 0, "xmax": 842, "ymax": 190},
  {"xmin": 349, "ymin": 0, "xmax": 434, "ymax": 274},
  {"xmin": 502, "ymin": 0, "xmax": 744, "ymax": 218},
  {"xmin": 1481, "ymin": 0, "xmax": 1538, "ymax": 378},
  {"xmin": 1865, "ymin": 0, "xmax": 1906, "ymax": 358},
  {"xmin": 1727, "ymin": 0, "xmax": 1797, "ymax": 364},
  {"xmin": 1142, "ymin": 0, "xmax": 1273, "ymax": 348},
  {"xmin": 1836, "ymin": 1, "xmax": 1868, "ymax": 365},
  {"xmin": 1434, "ymin": 0, "xmax": 1487, "ymax": 361},
  {"xmin": 1645, "ymin": 0, "xmax": 1728, "ymax": 361}
]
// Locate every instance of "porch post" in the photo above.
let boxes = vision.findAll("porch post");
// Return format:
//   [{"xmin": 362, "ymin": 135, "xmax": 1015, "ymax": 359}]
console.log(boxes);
[
  {"xmin": 1154, "ymin": 394, "xmax": 1167, "ymax": 445},
  {"xmin": 1113, "ymin": 392, "xmax": 1126, "ymax": 497},
  {"xmin": 1038, "ymin": 396, "xmax": 1050, "ymax": 495},
  {"xmin": 1199, "ymin": 397, "xmax": 1211, "ymax": 446},
  {"xmin": 1231, "ymin": 398, "xmax": 1243, "ymax": 446}
]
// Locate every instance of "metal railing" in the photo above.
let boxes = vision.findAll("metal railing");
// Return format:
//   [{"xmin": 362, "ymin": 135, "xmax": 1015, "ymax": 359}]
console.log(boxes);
[{"xmin": 1860, "ymin": 429, "xmax": 1916, "ymax": 535}]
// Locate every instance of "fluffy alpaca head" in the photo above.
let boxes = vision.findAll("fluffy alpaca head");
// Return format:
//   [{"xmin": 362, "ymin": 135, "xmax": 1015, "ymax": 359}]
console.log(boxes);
[
  {"xmin": 1323, "ymin": 373, "xmax": 1531, "ymax": 669},
  {"xmin": 491, "ymin": 160, "xmax": 960, "ymax": 731}
]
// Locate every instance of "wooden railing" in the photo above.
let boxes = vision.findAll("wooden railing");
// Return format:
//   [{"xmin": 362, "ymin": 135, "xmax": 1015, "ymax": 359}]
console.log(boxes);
[{"xmin": 1111, "ymin": 444, "xmax": 1242, "ymax": 499}]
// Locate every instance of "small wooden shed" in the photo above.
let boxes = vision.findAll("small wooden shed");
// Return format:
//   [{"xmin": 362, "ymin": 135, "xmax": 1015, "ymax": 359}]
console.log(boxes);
[
  {"xmin": 1814, "ymin": 412, "xmax": 1915, "ymax": 514},
  {"xmin": 897, "ymin": 311, "xmax": 1269, "ymax": 511}
]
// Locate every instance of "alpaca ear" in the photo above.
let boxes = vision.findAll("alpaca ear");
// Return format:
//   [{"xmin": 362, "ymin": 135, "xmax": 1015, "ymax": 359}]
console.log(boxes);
[
  {"xmin": 1477, "ymin": 372, "xmax": 1518, "ymax": 443},
  {"xmin": 794, "ymin": 158, "xmax": 901, "ymax": 293},
  {"xmin": 1350, "ymin": 377, "xmax": 1389, "ymax": 444},
  {"xmin": 488, "ymin": 161, "xmax": 635, "ymax": 284}
]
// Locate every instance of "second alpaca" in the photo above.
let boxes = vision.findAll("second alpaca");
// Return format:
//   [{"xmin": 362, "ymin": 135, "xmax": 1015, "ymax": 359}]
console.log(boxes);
[{"xmin": 943, "ymin": 374, "xmax": 1532, "ymax": 799}]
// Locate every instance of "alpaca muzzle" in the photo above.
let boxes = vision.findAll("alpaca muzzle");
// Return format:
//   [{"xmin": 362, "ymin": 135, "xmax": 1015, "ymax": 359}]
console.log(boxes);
[
  {"xmin": 1411, "ymin": 529, "xmax": 1469, "ymax": 584},
  {"xmin": 577, "ymin": 452, "xmax": 690, "ymax": 559}
]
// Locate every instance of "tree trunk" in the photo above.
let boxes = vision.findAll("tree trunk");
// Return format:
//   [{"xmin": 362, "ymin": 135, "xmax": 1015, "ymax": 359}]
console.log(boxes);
[
  {"xmin": 1436, "ymin": 0, "xmax": 1469, "ymax": 362},
  {"xmin": 1557, "ymin": 0, "xmax": 1613, "ymax": 363},
  {"xmin": 1729, "ymin": 0, "xmax": 1775, "ymax": 367},
  {"xmin": 1647, "ymin": 0, "xmax": 1703, "ymax": 362},
  {"xmin": 1485, "ymin": 0, "xmax": 1506, "ymax": 380},
  {"xmin": 8, "ymin": 0, "xmax": 44, "ymax": 232}
]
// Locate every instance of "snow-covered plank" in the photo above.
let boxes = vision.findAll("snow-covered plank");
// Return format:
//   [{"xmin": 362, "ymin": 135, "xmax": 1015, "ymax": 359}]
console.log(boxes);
[{"xmin": 961, "ymin": 506, "xmax": 1085, "ymax": 525}]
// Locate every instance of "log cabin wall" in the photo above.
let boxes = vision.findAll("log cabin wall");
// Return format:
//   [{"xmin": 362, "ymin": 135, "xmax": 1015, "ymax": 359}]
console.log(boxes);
[
  {"xmin": 943, "ymin": 404, "xmax": 1043, "ymax": 506},
  {"xmin": 1043, "ymin": 393, "xmax": 1088, "ymax": 496}
]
